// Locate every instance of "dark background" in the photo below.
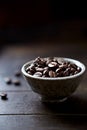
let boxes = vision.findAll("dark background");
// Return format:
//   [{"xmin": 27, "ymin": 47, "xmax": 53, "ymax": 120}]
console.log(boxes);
[{"xmin": 0, "ymin": 1, "xmax": 87, "ymax": 44}]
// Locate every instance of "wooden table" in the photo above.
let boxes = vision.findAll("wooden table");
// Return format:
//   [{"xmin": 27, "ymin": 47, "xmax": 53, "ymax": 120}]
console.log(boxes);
[{"xmin": 0, "ymin": 43, "xmax": 87, "ymax": 130}]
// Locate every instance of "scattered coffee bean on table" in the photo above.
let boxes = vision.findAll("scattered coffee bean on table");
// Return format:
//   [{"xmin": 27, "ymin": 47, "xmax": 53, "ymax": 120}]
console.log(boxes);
[
  {"xmin": 4, "ymin": 77, "xmax": 12, "ymax": 84},
  {"xmin": 25, "ymin": 57, "xmax": 81, "ymax": 78},
  {"xmin": 14, "ymin": 71, "xmax": 21, "ymax": 77},
  {"xmin": 0, "ymin": 93, "xmax": 7, "ymax": 100},
  {"xmin": 12, "ymin": 79, "xmax": 20, "ymax": 85}
]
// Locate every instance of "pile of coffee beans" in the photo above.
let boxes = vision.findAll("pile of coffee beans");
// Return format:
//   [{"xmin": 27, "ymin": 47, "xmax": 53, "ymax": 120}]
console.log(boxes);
[{"xmin": 26, "ymin": 57, "xmax": 81, "ymax": 78}]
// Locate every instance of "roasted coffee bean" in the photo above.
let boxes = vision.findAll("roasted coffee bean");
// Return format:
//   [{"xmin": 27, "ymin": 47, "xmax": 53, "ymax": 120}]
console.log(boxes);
[
  {"xmin": 57, "ymin": 71, "xmax": 64, "ymax": 77},
  {"xmin": 26, "ymin": 66, "xmax": 36, "ymax": 74},
  {"xmin": 33, "ymin": 72, "xmax": 42, "ymax": 77},
  {"xmin": 66, "ymin": 68, "xmax": 71, "ymax": 72},
  {"xmin": 46, "ymin": 59, "xmax": 53, "ymax": 65},
  {"xmin": 26, "ymin": 66, "xmax": 30, "ymax": 72},
  {"xmin": 13, "ymin": 79, "xmax": 20, "ymax": 85},
  {"xmin": 70, "ymin": 67, "xmax": 76, "ymax": 73},
  {"xmin": 26, "ymin": 57, "xmax": 81, "ymax": 78},
  {"xmin": 48, "ymin": 62, "xmax": 58, "ymax": 68},
  {"xmin": 29, "ymin": 63, "xmax": 35, "ymax": 69},
  {"xmin": 42, "ymin": 75, "xmax": 46, "ymax": 77},
  {"xmin": 15, "ymin": 71, "xmax": 21, "ymax": 77},
  {"xmin": 70, "ymin": 63, "xmax": 77, "ymax": 69},
  {"xmin": 57, "ymin": 58, "xmax": 65, "ymax": 65},
  {"xmin": 63, "ymin": 70, "xmax": 69, "ymax": 76},
  {"xmin": 27, "ymin": 71, "xmax": 33, "ymax": 75},
  {"xmin": 29, "ymin": 68, "xmax": 36, "ymax": 74},
  {"xmin": 74, "ymin": 71, "xmax": 78, "ymax": 75},
  {"xmin": 0, "ymin": 93, "xmax": 7, "ymax": 100},
  {"xmin": 43, "ymin": 69, "xmax": 49, "ymax": 76},
  {"xmin": 44, "ymin": 67, "xmax": 49, "ymax": 71},
  {"xmin": 26, "ymin": 64, "xmax": 35, "ymax": 72},
  {"xmin": 4, "ymin": 77, "xmax": 12, "ymax": 84},
  {"xmin": 77, "ymin": 67, "xmax": 81, "ymax": 72},
  {"xmin": 34, "ymin": 57, "xmax": 41, "ymax": 63},
  {"xmin": 34, "ymin": 57, "xmax": 46, "ymax": 66},
  {"xmin": 49, "ymin": 71, "xmax": 57, "ymax": 77},
  {"xmin": 35, "ymin": 67, "xmax": 44, "ymax": 72},
  {"xmin": 56, "ymin": 68, "xmax": 62, "ymax": 73},
  {"xmin": 59, "ymin": 64, "xmax": 68, "ymax": 71},
  {"xmin": 53, "ymin": 58, "xmax": 58, "ymax": 63}
]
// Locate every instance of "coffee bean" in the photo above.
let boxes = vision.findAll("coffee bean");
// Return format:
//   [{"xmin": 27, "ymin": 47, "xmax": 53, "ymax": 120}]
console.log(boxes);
[
  {"xmin": 46, "ymin": 59, "xmax": 53, "ymax": 65},
  {"xmin": 74, "ymin": 71, "xmax": 78, "ymax": 75},
  {"xmin": 29, "ymin": 68, "xmax": 36, "ymax": 74},
  {"xmin": 57, "ymin": 58, "xmax": 65, "ymax": 65},
  {"xmin": 71, "ymin": 63, "xmax": 77, "ymax": 69},
  {"xmin": 34, "ymin": 57, "xmax": 46, "ymax": 66},
  {"xmin": 26, "ymin": 64, "xmax": 35, "ymax": 72},
  {"xmin": 57, "ymin": 71, "xmax": 64, "ymax": 77},
  {"xmin": 13, "ymin": 79, "xmax": 20, "ymax": 85},
  {"xmin": 56, "ymin": 68, "xmax": 62, "ymax": 73},
  {"xmin": 49, "ymin": 71, "xmax": 57, "ymax": 77},
  {"xmin": 43, "ymin": 69, "xmax": 49, "ymax": 76},
  {"xmin": 27, "ymin": 71, "xmax": 33, "ymax": 75},
  {"xmin": 26, "ymin": 66, "xmax": 30, "ymax": 72},
  {"xmin": 44, "ymin": 67, "xmax": 49, "ymax": 71},
  {"xmin": 33, "ymin": 72, "xmax": 42, "ymax": 77},
  {"xmin": 77, "ymin": 67, "xmax": 81, "ymax": 72},
  {"xmin": 35, "ymin": 67, "xmax": 44, "ymax": 72},
  {"xmin": 29, "ymin": 64, "xmax": 35, "ymax": 70},
  {"xmin": 4, "ymin": 77, "xmax": 12, "ymax": 84},
  {"xmin": 59, "ymin": 64, "xmax": 67, "ymax": 71},
  {"xmin": 70, "ymin": 67, "xmax": 76, "ymax": 73},
  {"xmin": 63, "ymin": 70, "xmax": 69, "ymax": 76},
  {"xmin": 42, "ymin": 75, "xmax": 46, "ymax": 78},
  {"xmin": 15, "ymin": 71, "xmax": 21, "ymax": 77},
  {"xmin": 66, "ymin": 68, "xmax": 71, "ymax": 72},
  {"xmin": 0, "ymin": 93, "xmax": 7, "ymax": 100},
  {"xmin": 34, "ymin": 57, "xmax": 41, "ymax": 63},
  {"xmin": 48, "ymin": 62, "xmax": 58, "ymax": 68}
]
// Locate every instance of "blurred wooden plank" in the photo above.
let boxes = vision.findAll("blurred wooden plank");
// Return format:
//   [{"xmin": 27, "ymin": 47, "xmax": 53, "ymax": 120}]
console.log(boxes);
[
  {"xmin": 0, "ymin": 74, "xmax": 31, "ymax": 91},
  {"xmin": 0, "ymin": 87, "xmax": 87, "ymax": 115},
  {"xmin": 0, "ymin": 115, "xmax": 87, "ymax": 130},
  {"xmin": 0, "ymin": 59, "xmax": 29, "ymax": 74},
  {"xmin": 1, "ymin": 43, "xmax": 87, "ymax": 59}
]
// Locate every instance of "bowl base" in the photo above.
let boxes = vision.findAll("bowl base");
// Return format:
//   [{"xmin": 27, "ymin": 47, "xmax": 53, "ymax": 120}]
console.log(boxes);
[{"xmin": 41, "ymin": 96, "xmax": 68, "ymax": 103}]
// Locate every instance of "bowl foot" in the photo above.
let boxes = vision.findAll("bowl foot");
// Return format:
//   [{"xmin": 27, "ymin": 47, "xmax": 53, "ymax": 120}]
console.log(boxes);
[{"xmin": 41, "ymin": 96, "xmax": 68, "ymax": 103}]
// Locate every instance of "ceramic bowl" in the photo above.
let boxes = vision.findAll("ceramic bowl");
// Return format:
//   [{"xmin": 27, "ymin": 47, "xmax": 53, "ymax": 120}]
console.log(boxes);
[{"xmin": 21, "ymin": 57, "xmax": 86, "ymax": 103}]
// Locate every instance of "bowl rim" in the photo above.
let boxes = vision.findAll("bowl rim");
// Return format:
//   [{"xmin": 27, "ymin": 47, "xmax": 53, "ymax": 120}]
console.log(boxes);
[{"xmin": 21, "ymin": 57, "xmax": 86, "ymax": 80}]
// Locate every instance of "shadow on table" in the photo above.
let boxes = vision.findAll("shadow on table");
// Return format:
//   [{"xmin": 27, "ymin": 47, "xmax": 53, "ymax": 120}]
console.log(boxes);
[
  {"xmin": 40, "ymin": 94, "xmax": 87, "ymax": 129},
  {"xmin": 42, "ymin": 93, "xmax": 87, "ymax": 114}
]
